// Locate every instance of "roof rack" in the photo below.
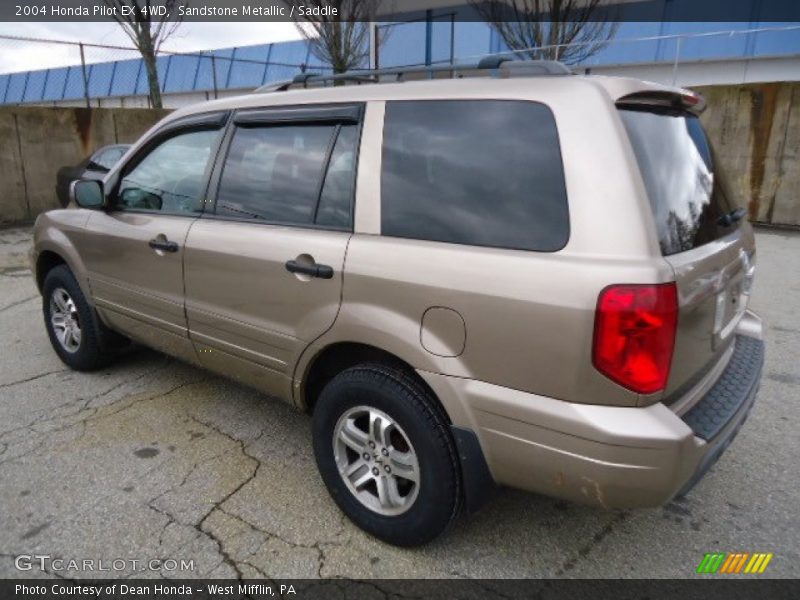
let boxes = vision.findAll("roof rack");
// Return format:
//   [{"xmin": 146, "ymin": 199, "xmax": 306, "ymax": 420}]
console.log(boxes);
[{"xmin": 252, "ymin": 57, "xmax": 572, "ymax": 94}]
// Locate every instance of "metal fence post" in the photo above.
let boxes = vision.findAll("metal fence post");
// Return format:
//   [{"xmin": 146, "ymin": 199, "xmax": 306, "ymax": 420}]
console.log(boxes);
[
  {"xmin": 374, "ymin": 25, "xmax": 381, "ymax": 70},
  {"xmin": 79, "ymin": 42, "xmax": 90, "ymax": 108},
  {"xmin": 211, "ymin": 54, "xmax": 218, "ymax": 99},
  {"xmin": 672, "ymin": 36, "xmax": 683, "ymax": 85},
  {"xmin": 450, "ymin": 14, "xmax": 455, "ymax": 66},
  {"xmin": 424, "ymin": 10, "xmax": 433, "ymax": 71}
]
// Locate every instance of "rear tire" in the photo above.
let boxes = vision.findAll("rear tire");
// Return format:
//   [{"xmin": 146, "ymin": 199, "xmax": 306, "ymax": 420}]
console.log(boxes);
[
  {"xmin": 312, "ymin": 363, "xmax": 460, "ymax": 546},
  {"xmin": 42, "ymin": 265, "xmax": 118, "ymax": 371}
]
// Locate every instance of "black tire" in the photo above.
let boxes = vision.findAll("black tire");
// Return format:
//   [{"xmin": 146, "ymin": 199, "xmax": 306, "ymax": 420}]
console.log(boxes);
[
  {"xmin": 312, "ymin": 363, "xmax": 461, "ymax": 546},
  {"xmin": 42, "ymin": 265, "xmax": 117, "ymax": 371}
]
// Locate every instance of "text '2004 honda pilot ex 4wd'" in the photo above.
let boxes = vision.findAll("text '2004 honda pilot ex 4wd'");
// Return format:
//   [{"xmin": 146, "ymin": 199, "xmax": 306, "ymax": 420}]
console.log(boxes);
[{"xmin": 31, "ymin": 58, "xmax": 764, "ymax": 547}]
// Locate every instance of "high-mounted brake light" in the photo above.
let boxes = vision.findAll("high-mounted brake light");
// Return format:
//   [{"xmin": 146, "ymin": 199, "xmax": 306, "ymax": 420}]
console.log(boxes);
[
  {"xmin": 681, "ymin": 93, "xmax": 700, "ymax": 106},
  {"xmin": 616, "ymin": 90, "xmax": 706, "ymax": 114},
  {"xmin": 592, "ymin": 283, "xmax": 678, "ymax": 394}
]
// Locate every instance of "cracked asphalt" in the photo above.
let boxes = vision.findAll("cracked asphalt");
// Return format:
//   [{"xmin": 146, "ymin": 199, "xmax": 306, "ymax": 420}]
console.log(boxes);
[{"xmin": 0, "ymin": 225, "xmax": 798, "ymax": 580}]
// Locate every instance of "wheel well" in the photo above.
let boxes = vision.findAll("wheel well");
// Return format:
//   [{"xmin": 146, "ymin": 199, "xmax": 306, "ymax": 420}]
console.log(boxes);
[
  {"xmin": 36, "ymin": 251, "xmax": 67, "ymax": 292},
  {"xmin": 302, "ymin": 342, "xmax": 450, "ymax": 423}
]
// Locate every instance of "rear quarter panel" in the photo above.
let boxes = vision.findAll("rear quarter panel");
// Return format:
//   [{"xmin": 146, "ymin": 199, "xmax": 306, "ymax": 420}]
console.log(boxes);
[{"xmin": 298, "ymin": 81, "xmax": 676, "ymax": 409}]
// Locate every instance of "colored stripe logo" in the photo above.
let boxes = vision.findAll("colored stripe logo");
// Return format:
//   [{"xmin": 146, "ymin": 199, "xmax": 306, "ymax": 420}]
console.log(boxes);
[{"xmin": 696, "ymin": 552, "xmax": 773, "ymax": 574}]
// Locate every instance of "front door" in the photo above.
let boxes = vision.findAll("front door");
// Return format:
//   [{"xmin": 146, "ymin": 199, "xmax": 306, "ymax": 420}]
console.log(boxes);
[
  {"xmin": 80, "ymin": 121, "xmax": 226, "ymax": 363},
  {"xmin": 183, "ymin": 105, "xmax": 362, "ymax": 400}
]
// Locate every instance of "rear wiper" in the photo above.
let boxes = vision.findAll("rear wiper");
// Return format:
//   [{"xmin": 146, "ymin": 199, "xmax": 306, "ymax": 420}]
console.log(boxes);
[{"xmin": 717, "ymin": 207, "xmax": 747, "ymax": 227}]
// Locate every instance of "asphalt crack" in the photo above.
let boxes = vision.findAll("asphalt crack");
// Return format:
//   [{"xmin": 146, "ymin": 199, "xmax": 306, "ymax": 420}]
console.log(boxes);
[
  {"xmin": 0, "ymin": 369, "xmax": 70, "ymax": 390},
  {"xmin": 0, "ymin": 295, "xmax": 37, "ymax": 313},
  {"xmin": 554, "ymin": 509, "xmax": 630, "ymax": 575},
  {"xmin": 0, "ymin": 378, "xmax": 202, "ymax": 466},
  {"xmin": 164, "ymin": 415, "xmax": 264, "ymax": 585}
]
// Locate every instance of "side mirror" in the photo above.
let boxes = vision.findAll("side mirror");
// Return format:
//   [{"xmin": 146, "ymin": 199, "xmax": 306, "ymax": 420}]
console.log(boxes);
[{"xmin": 70, "ymin": 179, "xmax": 105, "ymax": 209}]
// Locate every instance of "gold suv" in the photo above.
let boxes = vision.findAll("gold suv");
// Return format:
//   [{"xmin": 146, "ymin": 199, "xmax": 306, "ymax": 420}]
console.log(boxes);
[{"xmin": 31, "ymin": 59, "xmax": 764, "ymax": 546}]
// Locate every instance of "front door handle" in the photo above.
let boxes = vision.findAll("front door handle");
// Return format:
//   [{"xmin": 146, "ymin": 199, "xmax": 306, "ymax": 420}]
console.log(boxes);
[
  {"xmin": 148, "ymin": 238, "xmax": 179, "ymax": 253},
  {"xmin": 285, "ymin": 259, "xmax": 334, "ymax": 279}
]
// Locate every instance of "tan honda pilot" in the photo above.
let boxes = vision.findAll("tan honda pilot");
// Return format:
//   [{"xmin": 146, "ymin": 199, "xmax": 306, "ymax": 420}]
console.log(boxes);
[{"xmin": 31, "ymin": 59, "xmax": 764, "ymax": 547}]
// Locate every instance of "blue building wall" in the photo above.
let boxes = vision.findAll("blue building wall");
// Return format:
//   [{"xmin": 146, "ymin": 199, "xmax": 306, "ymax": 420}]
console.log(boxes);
[{"xmin": 1, "ymin": 17, "xmax": 799, "ymax": 104}]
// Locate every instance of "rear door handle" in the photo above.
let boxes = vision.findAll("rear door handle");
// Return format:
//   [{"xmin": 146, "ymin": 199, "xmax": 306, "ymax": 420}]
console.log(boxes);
[
  {"xmin": 285, "ymin": 259, "xmax": 334, "ymax": 279},
  {"xmin": 148, "ymin": 238, "xmax": 179, "ymax": 253}
]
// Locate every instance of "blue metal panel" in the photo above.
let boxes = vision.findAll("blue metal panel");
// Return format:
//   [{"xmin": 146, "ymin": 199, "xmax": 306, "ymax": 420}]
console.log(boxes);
[
  {"xmin": 261, "ymin": 44, "xmax": 274, "ymax": 83},
  {"xmin": 106, "ymin": 61, "xmax": 117, "ymax": 95},
  {"xmin": 23, "ymin": 70, "xmax": 47, "ymax": 102},
  {"xmin": 656, "ymin": 22, "xmax": 750, "ymax": 61},
  {"xmin": 160, "ymin": 55, "xmax": 172, "ymax": 91},
  {"xmin": 264, "ymin": 39, "xmax": 313, "ymax": 81},
  {"xmin": 194, "ymin": 48, "xmax": 234, "ymax": 91},
  {"xmin": 41, "ymin": 67, "xmax": 68, "ymax": 101},
  {"xmin": 452, "ymin": 22, "xmax": 493, "ymax": 64},
  {"xmin": 5, "ymin": 72, "xmax": 28, "ymax": 103},
  {"xmin": 379, "ymin": 21, "xmax": 427, "ymax": 67},
  {"xmin": 225, "ymin": 44, "xmax": 271, "ymax": 89},
  {"xmin": 209, "ymin": 50, "xmax": 232, "ymax": 89},
  {"xmin": 579, "ymin": 22, "xmax": 662, "ymax": 66},
  {"xmin": 751, "ymin": 21, "xmax": 800, "ymax": 55},
  {"xmin": 0, "ymin": 74, "xmax": 10, "ymax": 103},
  {"xmin": 108, "ymin": 58, "xmax": 142, "ymax": 96},
  {"xmin": 225, "ymin": 47, "xmax": 238, "ymax": 87},
  {"xmin": 87, "ymin": 62, "xmax": 116, "ymax": 97},
  {"xmin": 430, "ymin": 16, "xmax": 455, "ymax": 63},
  {"xmin": 163, "ymin": 54, "xmax": 200, "ymax": 92},
  {"xmin": 62, "ymin": 65, "xmax": 86, "ymax": 99},
  {"xmin": 133, "ymin": 55, "xmax": 166, "ymax": 94}
]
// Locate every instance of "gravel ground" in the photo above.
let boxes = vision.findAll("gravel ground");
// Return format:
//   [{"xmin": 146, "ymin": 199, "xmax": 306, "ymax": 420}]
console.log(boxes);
[{"xmin": 0, "ymin": 225, "xmax": 797, "ymax": 579}]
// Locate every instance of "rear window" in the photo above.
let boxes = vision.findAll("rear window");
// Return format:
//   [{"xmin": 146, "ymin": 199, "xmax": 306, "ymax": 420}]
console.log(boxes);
[
  {"xmin": 619, "ymin": 108, "xmax": 737, "ymax": 256},
  {"xmin": 381, "ymin": 100, "xmax": 569, "ymax": 252}
]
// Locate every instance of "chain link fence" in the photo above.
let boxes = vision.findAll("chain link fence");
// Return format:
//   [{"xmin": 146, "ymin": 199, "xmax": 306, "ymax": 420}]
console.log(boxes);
[
  {"xmin": 0, "ymin": 35, "xmax": 328, "ymax": 108},
  {"xmin": 2, "ymin": 23, "xmax": 799, "ymax": 108},
  {"xmin": 376, "ymin": 22, "xmax": 800, "ymax": 87}
]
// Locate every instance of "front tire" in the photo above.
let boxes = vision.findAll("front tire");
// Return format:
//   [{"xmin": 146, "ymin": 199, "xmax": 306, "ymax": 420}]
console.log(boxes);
[
  {"xmin": 42, "ymin": 265, "xmax": 114, "ymax": 371},
  {"xmin": 312, "ymin": 364, "xmax": 460, "ymax": 546}
]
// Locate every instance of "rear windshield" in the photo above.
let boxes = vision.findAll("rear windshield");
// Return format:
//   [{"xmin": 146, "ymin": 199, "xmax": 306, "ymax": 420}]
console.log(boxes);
[{"xmin": 619, "ymin": 108, "xmax": 737, "ymax": 256}]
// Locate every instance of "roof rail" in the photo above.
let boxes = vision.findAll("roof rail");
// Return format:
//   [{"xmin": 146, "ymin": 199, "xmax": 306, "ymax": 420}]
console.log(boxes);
[
  {"xmin": 476, "ymin": 56, "xmax": 513, "ymax": 69},
  {"xmin": 252, "ymin": 56, "xmax": 572, "ymax": 94}
]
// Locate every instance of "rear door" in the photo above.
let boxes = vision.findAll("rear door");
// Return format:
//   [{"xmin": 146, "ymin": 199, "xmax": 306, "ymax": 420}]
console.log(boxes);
[
  {"xmin": 618, "ymin": 103, "xmax": 756, "ymax": 398},
  {"xmin": 79, "ymin": 114, "xmax": 227, "ymax": 363},
  {"xmin": 183, "ymin": 104, "xmax": 362, "ymax": 400}
]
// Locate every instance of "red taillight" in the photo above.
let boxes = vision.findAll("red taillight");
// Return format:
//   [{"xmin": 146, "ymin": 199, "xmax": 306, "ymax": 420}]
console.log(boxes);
[{"xmin": 592, "ymin": 283, "xmax": 678, "ymax": 394}]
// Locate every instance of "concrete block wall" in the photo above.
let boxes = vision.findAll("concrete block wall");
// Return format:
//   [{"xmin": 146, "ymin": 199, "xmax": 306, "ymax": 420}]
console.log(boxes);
[
  {"xmin": 0, "ymin": 85, "xmax": 798, "ymax": 228},
  {"xmin": 0, "ymin": 107, "xmax": 170, "ymax": 226},
  {"xmin": 697, "ymin": 82, "xmax": 800, "ymax": 228}
]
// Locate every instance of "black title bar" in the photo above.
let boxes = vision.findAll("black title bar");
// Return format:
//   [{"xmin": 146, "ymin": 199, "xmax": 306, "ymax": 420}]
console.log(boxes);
[{"xmin": 4, "ymin": 0, "xmax": 800, "ymax": 22}]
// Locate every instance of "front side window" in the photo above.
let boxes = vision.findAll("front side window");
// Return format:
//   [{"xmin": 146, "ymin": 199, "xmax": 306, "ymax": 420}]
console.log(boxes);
[
  {"xmin": 381, "ymin": 100, "xmax": 569, "ymax": 252},
  {"xmin": 117, "ymin": 129, "xmax": 219, "ymax": 214},
  {"xmin": 215, "ymin": 123, "xmax": 357, "ymax": 229}
]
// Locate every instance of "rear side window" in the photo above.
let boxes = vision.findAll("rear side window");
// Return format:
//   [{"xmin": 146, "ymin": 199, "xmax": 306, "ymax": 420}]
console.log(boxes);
[
  {"xmin": 381, "ymin": 100, "xmax": 569, "ymax": 252},
  {"xmin": 619, "ymin": 109, "xmax": 737, "ymax": 256}
]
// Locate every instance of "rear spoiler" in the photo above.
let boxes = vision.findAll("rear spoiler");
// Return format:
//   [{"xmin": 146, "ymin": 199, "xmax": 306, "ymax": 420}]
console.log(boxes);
[{"xmin": 615, "ymin": 90, "xmax": 706, "ymax": 116}]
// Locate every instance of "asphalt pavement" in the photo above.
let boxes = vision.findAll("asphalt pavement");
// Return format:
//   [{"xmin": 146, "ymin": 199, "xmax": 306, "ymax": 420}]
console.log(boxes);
[{"xmin": 0, "ymin": 225, "xmax": 797, "ymax": 579}]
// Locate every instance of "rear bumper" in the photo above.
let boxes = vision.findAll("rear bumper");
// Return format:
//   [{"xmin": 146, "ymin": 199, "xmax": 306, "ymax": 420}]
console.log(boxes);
[{"xmin": 419, "ymin": 310, "xmax": 764, "ymax": 508}]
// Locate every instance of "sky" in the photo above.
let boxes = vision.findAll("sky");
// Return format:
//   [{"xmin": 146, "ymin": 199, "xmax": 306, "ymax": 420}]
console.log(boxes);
[{"xmin": 0, "ymin": 22, "xmax": 305, "ymax": 73}]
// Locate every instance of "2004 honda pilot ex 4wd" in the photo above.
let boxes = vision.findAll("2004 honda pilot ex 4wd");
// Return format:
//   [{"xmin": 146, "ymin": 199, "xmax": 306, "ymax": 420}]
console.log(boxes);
[{"xmin": 31, "ymin": 59, "xmax": 764, "ymax": 547}]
